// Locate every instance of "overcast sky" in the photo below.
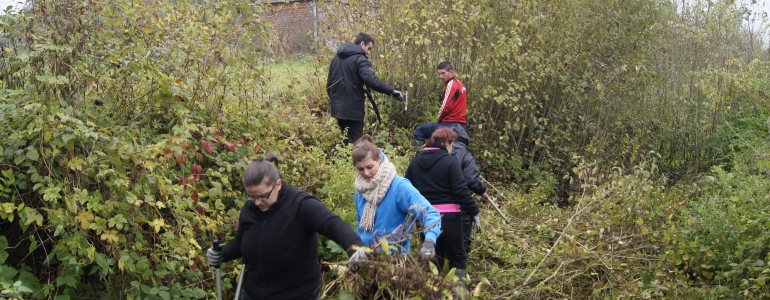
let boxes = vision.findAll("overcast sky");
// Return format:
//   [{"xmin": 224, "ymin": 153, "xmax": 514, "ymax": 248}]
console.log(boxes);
[{"xmin": 0, "ymin": 0, "xmax": 22, "ymax": 12}]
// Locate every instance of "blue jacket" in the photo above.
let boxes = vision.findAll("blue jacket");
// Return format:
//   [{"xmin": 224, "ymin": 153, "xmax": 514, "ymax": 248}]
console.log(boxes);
[{"xmin": 355, "ymin": 176, "xmax": 442, "ymax": 252}]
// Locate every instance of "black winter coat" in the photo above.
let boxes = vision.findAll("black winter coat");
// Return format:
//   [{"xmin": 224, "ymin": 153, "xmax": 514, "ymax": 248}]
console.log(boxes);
[
  {"xmin": 448, "ymin": 124, "xmax": 486, "ymax": 196},
  {"xmin": 327, "ymin": 42, "xmax": 394, "ymax": 121},
  {"xmin": 221, "ymin": 184, "xmax": 364, "ymax": 300},
  {"xmin": 405, "ymin": 146, "xmax": 480, "ymax": 216}
]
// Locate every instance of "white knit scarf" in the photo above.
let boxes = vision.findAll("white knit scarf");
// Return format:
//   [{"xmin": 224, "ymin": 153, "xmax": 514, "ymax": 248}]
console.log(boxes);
[{"xmin": 354, "ymin": 160, "xmax": 397, "ymax": 231}]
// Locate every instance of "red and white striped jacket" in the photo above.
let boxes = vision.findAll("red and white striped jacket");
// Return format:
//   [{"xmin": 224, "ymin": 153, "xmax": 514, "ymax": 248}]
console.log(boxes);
[{"xmin": 437, "ymin": 77, "xmax": 467, "ymax": 124}]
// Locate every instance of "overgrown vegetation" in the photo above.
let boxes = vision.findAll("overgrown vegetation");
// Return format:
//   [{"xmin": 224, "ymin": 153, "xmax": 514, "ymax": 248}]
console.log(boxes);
[{"xmin": 0, "ymin": 0, "xmax": 768, "ymax": 299}]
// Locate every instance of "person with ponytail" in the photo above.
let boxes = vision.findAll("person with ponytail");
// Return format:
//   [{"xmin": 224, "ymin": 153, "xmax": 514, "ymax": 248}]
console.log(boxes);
[
  {"xmin": 205, "ymin": 153, "xmax": 367, "ymax": 300},
  {"xmin": 351, "ymin": 135, "xmax": 442, "ymax": 258},
  {"xmin": 405, "ymin": 127, "xmax": 480, "ymax": 284}
]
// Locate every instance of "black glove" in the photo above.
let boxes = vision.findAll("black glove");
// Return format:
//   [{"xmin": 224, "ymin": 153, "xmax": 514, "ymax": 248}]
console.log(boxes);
[
  {"xmin": 206, "ymin": 248, "xmax": 223, "ymax": 267},
  {"xmin": 392, "ymin": 90, "xmax": 405, "ymax": 101}
]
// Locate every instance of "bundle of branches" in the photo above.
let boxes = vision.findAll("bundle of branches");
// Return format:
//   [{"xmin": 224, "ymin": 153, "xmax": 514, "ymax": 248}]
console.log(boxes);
[
  {"xmin": 322, "ymin": 210, "xmax": 470, "ymax": 299},
  {"xmin": 325, "ymin": 251, "xmax": 468, "ymax": 300}
]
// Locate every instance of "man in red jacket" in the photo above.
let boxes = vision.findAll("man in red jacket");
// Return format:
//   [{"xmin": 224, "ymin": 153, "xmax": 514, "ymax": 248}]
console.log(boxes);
[{"xmin": 413, "ymin": 61, "xmax": 468, "ymax": 152}]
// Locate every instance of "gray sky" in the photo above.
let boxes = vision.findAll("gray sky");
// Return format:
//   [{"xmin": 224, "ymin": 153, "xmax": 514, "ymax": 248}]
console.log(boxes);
[{"xmin": 0, "ymin": 0, "xmax": 23, "ymax": 12}]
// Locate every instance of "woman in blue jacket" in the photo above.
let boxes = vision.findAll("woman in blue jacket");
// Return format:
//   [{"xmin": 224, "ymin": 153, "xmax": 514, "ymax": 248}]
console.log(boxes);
[{"xmin": 351, "ymin": 135, "xmax": 441, "ymax": 258}]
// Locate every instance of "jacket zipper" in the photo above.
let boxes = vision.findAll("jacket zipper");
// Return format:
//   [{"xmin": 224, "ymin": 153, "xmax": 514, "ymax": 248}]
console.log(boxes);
[{"xmin": 259, "ymin": 219, "xmax": 265, "ymax": 300}]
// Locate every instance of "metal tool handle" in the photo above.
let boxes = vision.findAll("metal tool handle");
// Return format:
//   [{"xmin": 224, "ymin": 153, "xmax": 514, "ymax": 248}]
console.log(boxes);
[
  {"xmin": 234, "ymin": 264, "xmax": 246, "ymax": 300},
  {"xmin": 213, "ymin": 239, "xmax": 223, "ymax": 300},
  {"xmin": 483, "ymin": 193, "xmax": 513, "ymax": 226}
]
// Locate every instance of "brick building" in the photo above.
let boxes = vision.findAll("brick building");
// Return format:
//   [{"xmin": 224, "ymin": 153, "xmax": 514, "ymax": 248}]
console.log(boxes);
[{"xmin": 259, "ymin": 0, "xmax": 318, "ymax": 55}]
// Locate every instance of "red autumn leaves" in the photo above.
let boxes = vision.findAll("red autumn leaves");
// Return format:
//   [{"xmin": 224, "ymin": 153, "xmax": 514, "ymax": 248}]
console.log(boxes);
[
  {"xmin": 200, "ymin": 139, "xmax": 239, "ymax": 154},
  {"xmin": 201, "ymin": 140, "xmax": 214, "ymax": 154},
  {"xmin": 173, "ymin": 136, "xmax": 263, "ymax": 214},
  {"xmin": 190, "ymin": 164, "xmax": 203, "ymax": 182}
]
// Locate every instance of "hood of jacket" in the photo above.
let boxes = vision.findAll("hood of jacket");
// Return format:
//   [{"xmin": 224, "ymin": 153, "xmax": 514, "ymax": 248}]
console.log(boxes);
[
  {"xmin": 449, "ymin": 123, "xmax": 471, "ymax": 146},
  {"xmin": 415, "ymin": 146, "xmax": 450, "ymax": 170},
  {"xmin": 452, "ymin": 140, "xmax": 468, "ymax": 152},
  {"xmin": 336, "ymin": 42, "xmax": 366, "ymax": 59}
]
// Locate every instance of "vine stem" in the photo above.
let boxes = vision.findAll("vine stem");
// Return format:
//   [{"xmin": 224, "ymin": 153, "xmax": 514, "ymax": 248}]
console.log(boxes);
[{"xmin": 509, "ymin": 189, "xmax": 592, "ymax": 297}]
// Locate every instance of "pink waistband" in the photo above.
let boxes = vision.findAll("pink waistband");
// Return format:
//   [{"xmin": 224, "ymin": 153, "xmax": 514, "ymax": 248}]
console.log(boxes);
[
  {"xmin": 423, "ymin": 147, "xmax": 440, "ymax": 151},
  {"xmin": 433, "ymin": 203, "xmax": 461, "ymax": 213}
]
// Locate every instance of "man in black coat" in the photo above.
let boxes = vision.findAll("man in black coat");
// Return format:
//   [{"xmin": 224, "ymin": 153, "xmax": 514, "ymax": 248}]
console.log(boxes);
[
  {"xmin": 327, "ymin": 32, "xmax": 404, "ymax": 144},
  {"xmin": 448, "ymin": 123, "xmax": 487, "ymax": 256}
]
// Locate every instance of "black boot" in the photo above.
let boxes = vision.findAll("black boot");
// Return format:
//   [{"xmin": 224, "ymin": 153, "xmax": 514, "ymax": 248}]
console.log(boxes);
[
  {"xmin": 452, "ymin": 269, "xmax": 470, "ymax": 299},
  {"xmin": 455, "ymin": 269, "xmax": 467, "ymax": 285}
]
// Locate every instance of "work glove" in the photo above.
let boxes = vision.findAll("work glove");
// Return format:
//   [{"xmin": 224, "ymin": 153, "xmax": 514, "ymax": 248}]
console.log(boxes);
[
  {"xmin": 420, "ymin": 239, "xmax": 436, "ymax": 259},
  {"xmin": 348, "ymin": 249, "xmax": 368, "ymax": 272},
  {"xmin": 206, "ymin": 247, "xmax": 223, "ymax": 267},
  {"xmin": 473, "ymin": 215, "xmax": 482, "ymax": 233},
  {"xmin": 392, "ymin": 90, "xmax": 405, "ymax": 101}
]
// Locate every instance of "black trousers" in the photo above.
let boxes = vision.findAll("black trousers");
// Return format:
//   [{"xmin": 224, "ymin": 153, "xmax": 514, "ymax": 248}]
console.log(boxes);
[
  {"xmin": 462, "ymin": 211, "xmax": 473, "ymax": 255},
  {"xmin": 336, "ymin": 118, "xmax": 364, "ymax": 145},
  {"xmin": 435, "ymin": 212, "xmax": 467, "ymax": 270}
]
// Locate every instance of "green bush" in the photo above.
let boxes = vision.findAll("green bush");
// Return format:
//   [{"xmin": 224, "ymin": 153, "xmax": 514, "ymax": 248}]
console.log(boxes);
[
  {"xmin": 0, "ymin": 0, "xmax": 768, "ymax": 298},
  {"xmin": 656, "ymin": 111, "xmax": 770, "ymax": 298}
]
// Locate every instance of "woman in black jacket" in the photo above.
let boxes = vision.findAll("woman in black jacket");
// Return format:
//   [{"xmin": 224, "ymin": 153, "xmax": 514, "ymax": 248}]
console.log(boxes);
[
  {"xmin": 405, "ymin": 127, "xmax": 480, "ymax": 283},
  {"xmin": 205, "ymin": 153, "xmax": 367, "ymax": 300}
]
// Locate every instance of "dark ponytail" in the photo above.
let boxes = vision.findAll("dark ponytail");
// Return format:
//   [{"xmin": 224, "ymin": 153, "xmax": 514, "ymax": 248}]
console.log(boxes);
[{"xmin": 243, "ymin": 152, "xmax": 281, "ymax": 187}]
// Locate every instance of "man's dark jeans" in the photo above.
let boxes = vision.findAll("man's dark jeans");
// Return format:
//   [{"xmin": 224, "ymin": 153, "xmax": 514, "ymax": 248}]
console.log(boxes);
[
  {"xmin": 337, "ymin": 118, "xmax": 364, "ymax": 145},
  {"xmin": 414, "ymin": 122, "xmax": 467, "ymax": 141}
]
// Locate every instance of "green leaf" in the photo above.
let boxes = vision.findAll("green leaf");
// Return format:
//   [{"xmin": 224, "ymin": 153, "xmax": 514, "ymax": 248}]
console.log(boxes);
[
  {"xmin": 13, "ymin": 281, "xmax": 33, "ymax": 293},
  {"xmin": 25, "ymin": 148, "xmax": 39, "ymax": 161},
  {"xmin": 758, "ymin": 276, "xmax": 768, "ymax": 287},
  {"xmin": 446, "ymin": 268, "xmax": 457, "ymax": 282},
  {"xmin": 326, "ymin": 240, "xmax": 344, "ymax": 254},
  {"xmin": 343, "ymin": 212, "xmax": 356, "ymax": 224},
  {"xmin": 28, "ymin": 235, "xmax": 37, "ymax": 253},
  {"xmin": 1, "ymin": 265, "xmax": 18, "ymax": 281},
  {"xmin": 95, "ymin": 253, "xmax": 110, "ymax": 272},
  {"xmin": 339, "ymin": 289, "xmax": 355, "ymax": 300},
  {"xmin": 159, "ymin": 291, "xmax": 171, "ymax": 300},
  {"xmin": 0, "ymin": 236, "xmax": 8, "ymax": 264},
  {"xmin": 62, "ymin": 133, "xmax": 76, "ymax": 144},
  {"xmin": 56, "ymin": 275, "xmax": 77, "ymax": 287},
  {"xmin": 429, "ymin": 261, "xmax": 439, "ymax": 275}
]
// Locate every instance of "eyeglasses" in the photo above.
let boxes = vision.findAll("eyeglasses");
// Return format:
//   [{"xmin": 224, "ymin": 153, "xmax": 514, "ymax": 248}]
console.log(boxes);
[{"xmin": 247, "ymin": 184, "xmax": 275, "ymax": 203}]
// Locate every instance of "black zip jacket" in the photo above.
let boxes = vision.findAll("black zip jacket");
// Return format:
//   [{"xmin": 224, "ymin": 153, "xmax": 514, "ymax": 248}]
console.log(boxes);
[
  {"xmin": 221, "ymin": 184, "xmax": 364, "ymax": 300},
  {"xmin": 448, "ymin": 124, "xmax": 486, "ymax": 195},
  {"xmin": 326, "ymin": 42, "xmax": 395, "ymax": 121},
  {"xmin": 405, "ymin": 146, "xmax": 480, "ymax": 216}
]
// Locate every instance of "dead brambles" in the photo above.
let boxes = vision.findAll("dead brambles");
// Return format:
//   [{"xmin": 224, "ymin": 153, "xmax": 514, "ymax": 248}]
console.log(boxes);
[{"xmin": 324, "ymin": 251, "xmax": 469, "ymax": 300}]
